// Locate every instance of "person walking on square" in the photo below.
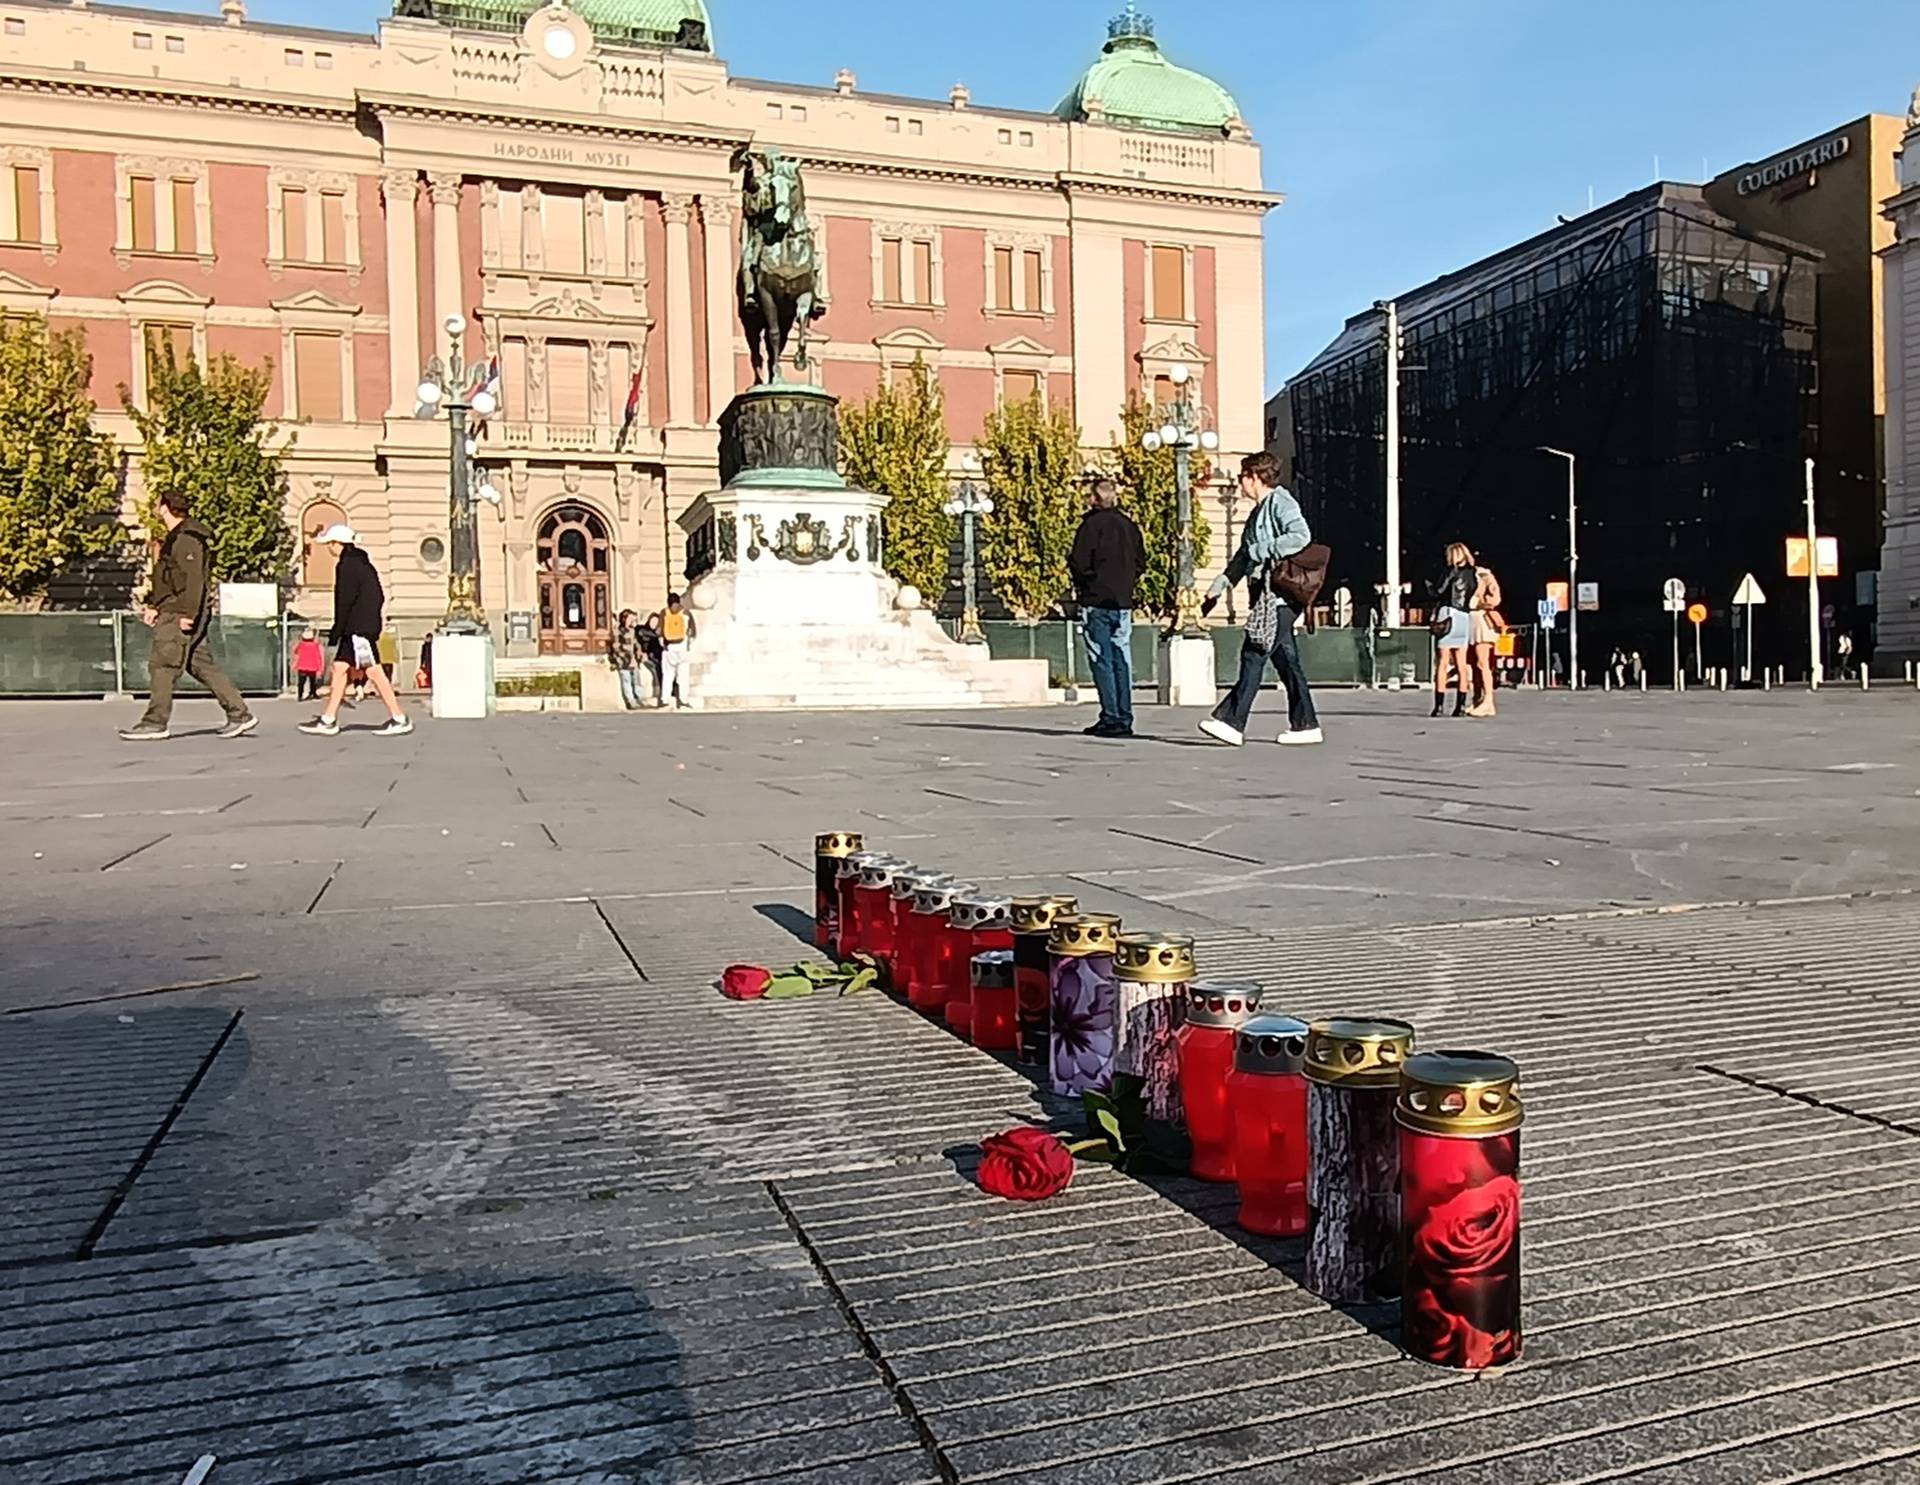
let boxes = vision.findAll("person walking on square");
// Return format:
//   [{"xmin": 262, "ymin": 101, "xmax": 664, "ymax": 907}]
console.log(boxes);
[
  {"xmin": 658, "ymin": 593, "xmax": 694, "ymax": 709},
  {"xmin": 1429, "ymin": 544, "xmax": 1479, "ymax": 718},
  {"xmin": 293, "ymin": 626, "xmax": 325, "ymax": 702},
  {"xmin": 1198, "ymin": 452, "xmax": 1323, "ymax": 747},
  {"xmin": 118, "ymin": 490, "xmax": 257, "ymax": 742},
  {"xmin": 298, "ymin": 524, "xmax": 413, "ymax": 737},
  {"xmin": 1068, "ymin": 477, "xmax": 1146, "ymax": 739},
  {"xmin": 609, "ymin": 608, "xmax": 646, "ymax": 710}
]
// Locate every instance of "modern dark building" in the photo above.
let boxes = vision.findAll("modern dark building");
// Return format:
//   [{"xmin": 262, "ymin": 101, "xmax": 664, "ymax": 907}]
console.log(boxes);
[{"xmin": 1278, "ymin": 183, "xmax": 1821, "ymax": 678}]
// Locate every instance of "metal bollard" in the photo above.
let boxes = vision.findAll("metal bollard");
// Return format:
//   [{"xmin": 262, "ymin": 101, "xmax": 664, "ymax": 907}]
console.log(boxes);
[
  {"xmin": 1717, "ymin": 669, "xmax": 1728, "ymax": 692},
  {"xmin": 1047, "ymin": 914, "xmax": 1123, "ymax": 1097},
  {"xmin": 1861, "ymin": 667, "xmax": 1871, "ymax": 692},
  {"xmin": 1763, "ymin": 670, "xmax": 1771, "ymax": 692},
  {"xmin": 1179, "ymin": 981, "xmax": 1264, "ymax": 1182},
  {"xmin": 1639, "ymin": 671, "xmax": 1647, "ymax": 693},
  {"xmin": 1397, "ymin": 1050, "xmax": 1524, "ymax": 1371},
  {"xmin": 1304, "ymin": 1017, "xmax": 1416, "ymax": 1303}
]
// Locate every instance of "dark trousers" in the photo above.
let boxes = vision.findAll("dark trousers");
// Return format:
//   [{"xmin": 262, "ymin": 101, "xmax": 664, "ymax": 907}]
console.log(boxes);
[
  {"xmin": 1081, "ymin": 606, "xmax": 1134, "ymax": 729},
  {"xmin": 139, "ymin": 624, "xmax": 248, "ymax": 728},
  {"xmin": 1212, "ymin": 604, "xmax": 1318, "ymax": 735},
  {"xmin": 297, "ymin": 672, "xmax": 322, "ymax": 701}
]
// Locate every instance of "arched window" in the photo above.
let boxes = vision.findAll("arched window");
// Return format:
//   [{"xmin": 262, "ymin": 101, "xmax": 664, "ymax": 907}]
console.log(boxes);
[{"xmin": 301, "ymin": 499, "xmax": 347, "ymax": 587}]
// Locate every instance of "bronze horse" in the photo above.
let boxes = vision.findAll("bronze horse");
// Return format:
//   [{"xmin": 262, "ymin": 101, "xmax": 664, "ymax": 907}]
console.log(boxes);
[{"xmin": 733, "ymin": 145, "xmax": 824, "ymax": 383}]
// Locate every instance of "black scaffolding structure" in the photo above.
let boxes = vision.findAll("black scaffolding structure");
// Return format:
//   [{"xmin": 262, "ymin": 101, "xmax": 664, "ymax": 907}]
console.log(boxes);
[{"xmin": 1285, "ymin": 184, "xmax": 1821, "ymax": 680}]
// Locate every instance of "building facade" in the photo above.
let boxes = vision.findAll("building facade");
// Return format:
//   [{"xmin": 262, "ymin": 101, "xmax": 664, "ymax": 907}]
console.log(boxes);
[
  {"xmin": 0, "ymin": 0, "xmax": 1273, "ymax": 655},
  {"xmin": 1882, "ymin": 89, "xmax": 1920, "ymax": 661},
  {"xmin": 1278, "ymin": 184, "xmax": 1820, "ymax": 677}
]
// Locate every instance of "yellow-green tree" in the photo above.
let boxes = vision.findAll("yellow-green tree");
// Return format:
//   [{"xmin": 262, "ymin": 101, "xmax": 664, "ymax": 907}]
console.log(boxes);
[
  {"xmin": 122, "ymin": 345, "xmax": 294, "ymax": 583},
  {"xmin": 977, "ymin": 390, "xmax": 1084, "ymax": 619},
  {"xmin": 1105, "ymin": 393, "xmax": 1211, "ymax": 616},
  {"xmin": 0, "ymin": 317, "xmax": 123, "ymax": 601},
  {"xmin": 839, "ymin": 359, "xmax": 952, "ymax": 598}
]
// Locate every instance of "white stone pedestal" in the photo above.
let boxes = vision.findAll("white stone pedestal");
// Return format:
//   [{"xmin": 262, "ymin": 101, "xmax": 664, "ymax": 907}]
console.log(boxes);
[
  {"xmin": 677, "ymin": 482, "xmax": 1047, "ymax": 710},
  {"xmin": 430, "ymin": 629, "xmax": 496, "ymax": 719},
  {"xmin": 1158, "ymin": 633, "xmax": 1218, "ymax": 707}
]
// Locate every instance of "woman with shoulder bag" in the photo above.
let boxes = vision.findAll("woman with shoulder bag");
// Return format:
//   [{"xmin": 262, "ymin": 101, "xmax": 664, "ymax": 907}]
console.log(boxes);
[
  {"xmin": 1468, "ymin": 563, "xmax": 1504, "ymax": 718},
  {"xmin": 1429, "ymin": 544, "xmax": 1478, "ymax": 718}
]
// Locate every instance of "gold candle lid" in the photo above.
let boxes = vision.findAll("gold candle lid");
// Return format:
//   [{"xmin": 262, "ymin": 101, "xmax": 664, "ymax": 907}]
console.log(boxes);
[
  {"xmin": 1010, "ymin": 894, "xmax": 1079, "ymax": 935},
  {"xmin": 1046, "ymin": 912, "xmax": 1122, "ymax": 957},
  {"xmin": 1396, "ymin": 1050, "xmax": 1523, "ymax": 1137},
  {"xmin": 815, "ymin": 830, "xmax": 865, "ymax": 858},
  {"xmin": 1112, "ymin": 933, "xmax": 1197, "ymax": 984},
  {"xmin": 1303, "ymin": 1016, "xmax": 1416, "ymax": 1089}
]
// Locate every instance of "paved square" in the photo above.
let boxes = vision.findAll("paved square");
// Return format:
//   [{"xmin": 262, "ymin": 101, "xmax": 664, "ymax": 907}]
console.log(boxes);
[{"xmin": 4, "ymin": 690, "xmax": 1919, "ymax": 1484}]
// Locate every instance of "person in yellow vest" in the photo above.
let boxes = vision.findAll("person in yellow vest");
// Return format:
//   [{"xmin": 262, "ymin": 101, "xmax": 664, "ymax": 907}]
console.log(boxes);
[{"xmin": 657, "ymin": 592, "xmax": 694, "ymax": 709}]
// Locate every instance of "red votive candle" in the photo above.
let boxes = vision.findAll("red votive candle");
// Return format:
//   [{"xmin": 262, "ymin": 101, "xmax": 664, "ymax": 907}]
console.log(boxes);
[
  {"xmin": 1177, "ymin": 980, "xmax": 1264, "ymax": 1182},
  {"xmin": 1226, "ymin": 1013, "xmax": 1311, "ymax": 1237},
  {"xmin": 904, "ymin": 878, "xmax": 972, "ymax": 1011},
  {"xmin": 836, "ymin": 851, "xmax": 892, "ymax": 960},
  {"xmin": 945, "ymin": 893, "xmax": 1012, "ymax": 1038},
  {"xmin": 969, "ymin": 949, "xmax": 1018, "ymax": 1051}
]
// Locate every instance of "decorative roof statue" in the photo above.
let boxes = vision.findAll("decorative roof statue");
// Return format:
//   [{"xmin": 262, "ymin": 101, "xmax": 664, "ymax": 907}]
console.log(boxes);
[
  {"xmin": 1908, "ymin": 81, "xmax": 1920, "ymax": 131},
  {"xmin": 732, "ymin": 144, "xmax": 826, "ymax": 384}
]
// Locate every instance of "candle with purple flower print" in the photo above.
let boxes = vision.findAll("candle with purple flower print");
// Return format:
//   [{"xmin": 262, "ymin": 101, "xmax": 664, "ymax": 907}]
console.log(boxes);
[
  {"xmin": 1046, "ymin": 913, "xmax": 1122, "ymax": 1097},
  {"xmin": 1397, "ymin": 1051, "xmax": 1523, "ymax": 1371}
]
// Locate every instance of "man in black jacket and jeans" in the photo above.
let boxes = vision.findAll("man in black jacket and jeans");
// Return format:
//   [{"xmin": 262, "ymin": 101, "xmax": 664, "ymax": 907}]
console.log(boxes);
[
  {"xmin": 1067, "ymin": 478, "xmax": 1146, "ymax": 739},
  {"xmin": 298, "ymin": 524, "xmax": 412, "ymax": 737}
]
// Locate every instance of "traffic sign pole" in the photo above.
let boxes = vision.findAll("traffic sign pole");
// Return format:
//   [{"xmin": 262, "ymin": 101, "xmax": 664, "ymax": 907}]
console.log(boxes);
[{"xmin": 1671, "ymin": 611, "xmax": 1680, "ymax": 692}]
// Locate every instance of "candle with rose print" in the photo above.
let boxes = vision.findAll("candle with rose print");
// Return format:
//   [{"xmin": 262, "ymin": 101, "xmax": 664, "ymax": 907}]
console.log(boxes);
[
  {"xmin": 836, "ymin": 851, "xmax": 897, "ymax": 960},
  {"xmin": 1396, "ymin": 1050, "xmax": 1523, "ymax": 1370},
  {"xmin": 969, "ymin": 948, "xmax": 1019, "ymax": 1051},
  {"xmin": 903, "ymin": 878, "xmax": 976, "ymax": 1014},
  {"xmin": 1303, "ymin": 1017, "xmax": 1416, "ymax": 1305},
  {"xmin": 1010, "ymin": 894, "xmax": 1078, "ymax": 1068},
  {"xmin": 1224, "ymin": 1012, "xmax": 1311, "ymax": 1234},
  {"xmin": 945, "ymin": 893, "xmax": 1013, "ymax": 1038},
  {"xmin": 1112, "ymin": 933, "xmax": 1195, "ymax": 1160},
  {"xmin": 1180, "ymin": 980, "xmax": 1264, "ymax": 1182},
  {"xmin": 1046, "ymin": 913, "xmax": 1123, "ymax": 1096},
  {"xmin": 813, "ymin": 831, "xmax": 864, "ymax": 954}
]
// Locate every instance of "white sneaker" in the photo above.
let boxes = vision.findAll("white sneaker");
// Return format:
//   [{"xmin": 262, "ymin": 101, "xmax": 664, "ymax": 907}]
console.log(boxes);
[
  {"xmin": 1198, "ymin": 718, "xmax": 1244, "ymax": 747},
  {"xmin": 1278, "ymin": 726, "xmax": 1325, "ymax": 746},
  {"xmin": 376, "ymin": 715, "xmax": 414, "ymax": 737},
  {"xmin": 298, "ymin": 715, "xmax": 340, "ymax": 736}
]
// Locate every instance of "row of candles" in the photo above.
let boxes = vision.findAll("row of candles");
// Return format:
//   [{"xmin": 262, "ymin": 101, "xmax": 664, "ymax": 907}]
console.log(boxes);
[{"xmin": 816, "ymin": 832, "xmax": 1526, "ymax": 1372}]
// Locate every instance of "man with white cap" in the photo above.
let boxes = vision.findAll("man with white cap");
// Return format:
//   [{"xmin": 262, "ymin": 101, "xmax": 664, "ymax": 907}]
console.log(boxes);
[{"xmin": 298, "ymin": 523, "xmax": 412, "ymax": 737}]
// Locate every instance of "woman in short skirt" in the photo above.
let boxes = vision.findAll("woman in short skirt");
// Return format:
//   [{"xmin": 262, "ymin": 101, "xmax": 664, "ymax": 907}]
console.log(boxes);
[{"xmin": 1430, "ymin": 543, "xmax": 1480, "ymax": 717}]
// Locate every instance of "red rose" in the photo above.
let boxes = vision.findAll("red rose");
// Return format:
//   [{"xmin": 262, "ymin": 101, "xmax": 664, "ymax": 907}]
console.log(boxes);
[
  {"xmin": 720, "ymin": 964, "xmax": 772, "ymax": 1000},
  {"xmin": 1408, "ymin": 1286, "xmax": 1516, "ymax": 1370},
  {"xmin": 976, "ymin": 1126, "xmax": 1075, "ymax": 1201},
  {"xmin": 1402, "ymin": 1137, "xmax": 1506, "ymax": 1214},
  {"xmin": 1413, "ymin": 1175, "xmax": 1519, "ymax": 1279}
]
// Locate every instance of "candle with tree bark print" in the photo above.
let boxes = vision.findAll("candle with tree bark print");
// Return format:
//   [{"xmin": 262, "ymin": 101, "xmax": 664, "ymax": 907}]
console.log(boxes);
[
  {"xmin": 1010, "ymin": 894, "xmax": 1078, "ymax": 1068},
  {"xmin": 1224, "ymin": 1012, "xmax": 1310, "ymax": 1234},
  {"xmin": 903, "ymin": 878, "xmax": 976, "ymax": 1014},
  {"xmin": 1046, "ymin": 913, "xmax": 1123, "ymax": 1096},
  {"xmin": 1396, "ymin": 1050, "xmax": 1523, "ymax": 1371},
  {"xmin": 1112, "ymin": 933, "xmax": 1195, "ymax": 1160},
  {"xmin": 1303, "ymin": 1017, "xmax": 1416, "ymax": 1305},
  {"xmin": 835, "ymin": 851, "xmax": 897, "ymax": 960},
  {"xmin": 1180, "ymin": 981, "xmax": 1264, "ymax": 1183}
]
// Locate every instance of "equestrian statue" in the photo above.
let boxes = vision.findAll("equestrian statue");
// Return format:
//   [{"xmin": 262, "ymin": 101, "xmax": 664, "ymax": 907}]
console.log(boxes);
[{"xmin": 732, "ymin": 144, "xmax": 825, "ymax": 384}]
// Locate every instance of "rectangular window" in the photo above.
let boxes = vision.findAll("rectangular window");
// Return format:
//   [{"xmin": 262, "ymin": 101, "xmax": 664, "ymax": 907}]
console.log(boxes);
[
  {"xmin": 501, "ymin": 337, "xmax": 528, "ymax": 417},
  {"xmin": 1153, "ymin": 374, "xmax": 1174, "ymax": 407},
  {"xmin": 1019, "ymin": 130, "xmax": 1034, "ymax": 147},
  {"xmin": 1022, "ymin": 248, "xmax": 1043, "ymax": 312},
  {"xmin": 284, "ymin": 48, "xmax": 303, "ymax": 66},
  {"xmin": 993, "ymin": 246, "xmax": 1014, "ymax": 310},
  {"xmin": 881, "ymin": 236, "xmax": 902, "ymax": 303},
  {"xmin": 165, "ymin": 35, "xmax": 184, "ymax": 52},
  {"xmin": 884, "ymin": 116, "xmax": 900, "ymax": 133},
  {"xmin": 1002, "ymin": 369, "xmax": 1041, "ymax": 406},
  {"xmin": 133, "ymin": 31, "xmax": 152, "ymax": 49},
  {"xmin": 280, "ymin": 186, "xmax": 307, "ymax": 260},
  {"xmin": 3, "ymin": 18, "xmax": 24, "ymax": 35},
  {"xmin": 143, "ymin": 322, "xmax": 193, "ymax": 370},
  {"xmin": 320, "ymin": 191, "xmax": 346, "ymax": 263},
  {"xmin": 790, "ymin": 105, "xmax": 806, "ymax": 123},
  {"xmin": 11, "ymin": 166, "xmax": 41, "ymax": 244},
  {"xmin": 546, "ymin": 340, "xmax": 590, "ymax": 424},
  {"xmin": 1152, "ymin": 244, "xmax": 1186, "ymax": 320},
  {"xmin": 171, "ymin": 179, "xmax": 197, "ymax": 253},
  {"xmin": 130, "ymin": 175, "xmax": 157, "ymax": 252},
  {"xmin": 315, "ymin": 51, "xmax": 333, "ymax": 68},
  {"xmin": 997, "ymin": 128, "xmax": 1012, "ymax": 146},
  {"xmin": 541, "ymin": 190, "xmax": 585, "ymax": 276},
  {"xmin": 911, "ymin": 239, "xmax": 932, "ymax": 305},
  {"xmin": 293, "ymin": 331, "xmax": 343, "ymax": 422},
  {"xmin": 908, "ymin": 119, "xmax": 923, "ymax": 136}
]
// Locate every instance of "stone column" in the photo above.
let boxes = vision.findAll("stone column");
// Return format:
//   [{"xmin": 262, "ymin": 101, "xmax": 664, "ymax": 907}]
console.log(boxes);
[
  {"xmin": 662, "ymin": 192, "xmax": 696, "ymax": 427},
  {"xmin": 699, "ymin": 195, "xmax": 736, "ymax": 419},
  {"xmin": 428, "ymin": 172, "xmax": 464, "ymax": 351},
  {"xmin": 381, "ymin": 169, "xmax": 420, "ymax": 416}
]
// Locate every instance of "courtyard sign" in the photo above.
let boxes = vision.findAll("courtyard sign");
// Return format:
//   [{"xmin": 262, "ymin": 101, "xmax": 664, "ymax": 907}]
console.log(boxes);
[{"xmin": 1736, "ymin": 134, "xmax": 1850, "ymax": 196}]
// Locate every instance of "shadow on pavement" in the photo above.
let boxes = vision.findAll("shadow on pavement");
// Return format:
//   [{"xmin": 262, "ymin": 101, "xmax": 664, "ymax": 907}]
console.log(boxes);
[
  {"xmin": 752, "ymin": 902, "xmax": 818, "ymax": 947},
  {"xmin": 907, "ymin": 721, "xmax": 1218, "ymax": 748}
]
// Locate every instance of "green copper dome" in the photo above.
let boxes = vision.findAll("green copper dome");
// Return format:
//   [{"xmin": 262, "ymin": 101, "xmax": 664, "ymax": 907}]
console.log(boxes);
[
  {"xmin": 1056, "ymin": 6, "xmax": 1238, "ymax": 134},
  {"xmin": 393, "ymin": 0, "xmax": 713, "ymax": 52}
]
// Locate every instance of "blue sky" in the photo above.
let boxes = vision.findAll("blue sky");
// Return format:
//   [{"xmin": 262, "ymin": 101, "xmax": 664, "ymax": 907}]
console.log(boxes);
[{"xmin": 182, "ymin": 0, "xmax": 1914, "ymax": 391}]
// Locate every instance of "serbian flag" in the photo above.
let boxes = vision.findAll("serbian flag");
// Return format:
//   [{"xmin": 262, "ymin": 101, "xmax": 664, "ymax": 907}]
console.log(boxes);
[{"xmin": 615, "ymin": 370, "xmax": 643, "ymax": 451}]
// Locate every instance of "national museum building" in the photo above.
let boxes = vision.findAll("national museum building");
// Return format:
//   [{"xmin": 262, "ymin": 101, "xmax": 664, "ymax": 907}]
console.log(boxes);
[{"xmin": 0, "ymin": 0, "xmax": 1273, "ymax": 655}]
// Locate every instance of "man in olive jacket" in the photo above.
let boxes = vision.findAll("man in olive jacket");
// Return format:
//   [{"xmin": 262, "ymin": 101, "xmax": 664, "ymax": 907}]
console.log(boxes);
[{"xmin": 119, "ymin": 490, "xmax": 256, "ymax": 741}]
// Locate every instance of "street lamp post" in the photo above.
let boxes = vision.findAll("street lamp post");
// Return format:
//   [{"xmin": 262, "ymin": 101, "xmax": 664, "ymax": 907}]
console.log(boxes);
[
  {"xmin": 944, "ymin": 453, "xmax": 993, "ymax": 644},
  {"xmin": 1538, "ymin": 446, "xmax": 1579, "ymax": 691},
  {"xmin": 1141, "ymin": 362, "xmax": 1219, "ymax": 637},
  {"xmin": 416, "ymin": 314, "xmax": 501, "ymax": 632}
]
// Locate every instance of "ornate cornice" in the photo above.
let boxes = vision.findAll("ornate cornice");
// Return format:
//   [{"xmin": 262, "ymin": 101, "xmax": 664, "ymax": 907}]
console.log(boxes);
[
  {"xmin": 360, "ymin": 91, "xmax": 750, "ymax": 155},
  {"xmin": 0, "ymin": 66, "xmax": 358, "ymax": 125},
  {"xmin": 784, "ymin": 148, "xmax": 1279, "ymax": 213}
]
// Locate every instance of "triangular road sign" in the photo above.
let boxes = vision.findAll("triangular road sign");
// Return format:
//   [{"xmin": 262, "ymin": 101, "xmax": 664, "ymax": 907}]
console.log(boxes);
[{"xmin": 1732, "ymin": 573, "xmax": 1767, "ymax": 606}]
